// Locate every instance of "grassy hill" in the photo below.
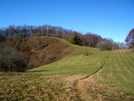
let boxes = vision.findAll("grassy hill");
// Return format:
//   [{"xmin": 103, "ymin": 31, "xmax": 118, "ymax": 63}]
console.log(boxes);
[
  {"xmin": 0, "ymin": 37, "xmax": 134, "ymax": 101},
  {"xmin": 30, "ymin": 39, "xmax": 108, "ymax": 76},
  {"xmin": 17, "ymin": 36, "xmax": 74, "ymax": 69}
]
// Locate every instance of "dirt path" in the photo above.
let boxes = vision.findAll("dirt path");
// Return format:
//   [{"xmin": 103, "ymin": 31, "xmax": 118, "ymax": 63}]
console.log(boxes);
[
  {"xmin": 63, "ymin": 53, "xmax": 134, "ymax": 101},
  {"xmin": 64, "ymin": 74, "xmax": 104, "ymax": 101},
  {"xmin": 64, "ymin": 55, "xmax": 110, "ymax": 101}
]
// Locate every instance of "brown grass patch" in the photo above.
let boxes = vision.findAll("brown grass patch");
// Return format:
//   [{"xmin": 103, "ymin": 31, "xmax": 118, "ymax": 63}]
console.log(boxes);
[{"xmin": 19, "ymin": 36, "xmax": 74, "ymax": 69}]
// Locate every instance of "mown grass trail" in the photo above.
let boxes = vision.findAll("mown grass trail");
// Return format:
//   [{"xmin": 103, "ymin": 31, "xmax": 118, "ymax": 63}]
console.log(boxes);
[
  {"xmin": 98, "ymin": 50, "xmax": 134, "ymax": 92},
  {"xmin": 82, "ymin": 49, "xmax": 134, "ymax": 100},
  {"xmin": 0, "ymin": 38, "xmax": 134, "ymax": 101},
  {"xmin": 29, "ymin": 39, "xmax": 134, "ymax": 100},
  {"xmin": 29, "ymin": 39, "xmax": 109, "ymax": 76}
]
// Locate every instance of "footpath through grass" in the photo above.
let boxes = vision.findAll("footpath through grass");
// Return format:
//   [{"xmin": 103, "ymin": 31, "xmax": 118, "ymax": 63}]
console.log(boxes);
[
  {"xmin": 0, "ymin": 38, "xmax": 134, "ymax": 100},
  {"xmin": 29, "ymin": 39, "xmax": 134, "ymax": 100},
  {"xmin": 86, "ymin": 49, "xmax": 134, "ymax": 100},
  {"xmin": 30, "ymin": 38, "xmax": 110, "ymax": 76}
]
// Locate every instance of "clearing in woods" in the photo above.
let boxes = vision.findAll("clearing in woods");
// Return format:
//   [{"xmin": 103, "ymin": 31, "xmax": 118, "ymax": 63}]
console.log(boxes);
[{"xmin": 0, "ymin": 37, "xmax": 134, "ymax": 101}]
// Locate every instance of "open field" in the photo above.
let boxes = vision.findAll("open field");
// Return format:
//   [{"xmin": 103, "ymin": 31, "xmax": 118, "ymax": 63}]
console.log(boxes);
[{"xmin": 0, "ymin": 38, "xmax": 134, "ymax": 101}]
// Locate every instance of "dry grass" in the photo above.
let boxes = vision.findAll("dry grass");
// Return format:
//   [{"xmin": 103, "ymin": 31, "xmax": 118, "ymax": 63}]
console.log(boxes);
[
  {"xmin": 0, "ymin": 73, "xmax": 68, "ymax": 101},
  {"xmin": 20, "ymin": 36, "xmax": 74, "ymax": 69},
  {"xmin": 1, "ymin": 37, "xmax": 134, "ymax": 101},
  {"xmin": 29, "ymin": 43, "xmax": 134, "ymax": 100}
]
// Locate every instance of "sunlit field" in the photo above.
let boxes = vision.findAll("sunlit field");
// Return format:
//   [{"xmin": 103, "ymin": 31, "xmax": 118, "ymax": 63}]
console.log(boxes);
[{"xmin": 0, "ymin": 38, "xmax": 134, "ymax": 101}]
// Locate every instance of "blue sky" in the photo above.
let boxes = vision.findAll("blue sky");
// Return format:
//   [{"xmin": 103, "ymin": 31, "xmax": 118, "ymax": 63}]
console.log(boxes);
[{"xmin": 0, "ymin": 0, "xmax": 134, "ymax": 42}]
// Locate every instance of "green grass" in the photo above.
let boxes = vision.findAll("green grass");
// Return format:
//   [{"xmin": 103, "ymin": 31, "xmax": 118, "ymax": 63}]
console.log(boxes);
[
  {"xmin": 30, "ymin": 38, "xmax": 110, "ymax": 76},
  {"xmin": 99, "ymin": 50, "xmax": 134, "ymax": 92},
  {"xmin": 29, "ymin": 45, "xmax": 105, "ymax": 76},
  {"xmin": 1, "ymin": 38, "xmax": 134, "ymax": 100}
]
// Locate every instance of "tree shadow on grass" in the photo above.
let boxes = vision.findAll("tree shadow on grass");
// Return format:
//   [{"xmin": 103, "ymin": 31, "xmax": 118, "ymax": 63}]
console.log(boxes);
[{"xmin": 27, "ymin": 70, "xmax": 49, "ymax": 73}]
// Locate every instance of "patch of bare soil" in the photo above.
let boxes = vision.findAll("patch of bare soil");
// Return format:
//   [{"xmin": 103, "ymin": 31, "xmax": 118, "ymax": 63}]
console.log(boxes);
[{"xmin": 64, "ymin": 75, "xmax": 86, "ymax": 101}]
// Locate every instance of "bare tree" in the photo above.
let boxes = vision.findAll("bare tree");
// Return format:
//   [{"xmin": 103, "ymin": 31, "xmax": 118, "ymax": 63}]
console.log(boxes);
[
  {"xmin": 125, "ymin": 28, "xmax": 134, "ymax": 51},
  {"xmin": 29, "ymin": 36, "xmax": 41, "ymax": 50},
  {"xmin": 0, "ymin": 43, "xmax": 26, "ymax": 72},
  {"xmin": 97, "ymin": 39, "xmax": 112, "ymax": 50},
  {"xmin": 84, "ymin": 33, "xmax": 102, "ymax": 47},
  {"xmin": 117, "ymin": 42, "xmax": 127, "ymax": 49}
]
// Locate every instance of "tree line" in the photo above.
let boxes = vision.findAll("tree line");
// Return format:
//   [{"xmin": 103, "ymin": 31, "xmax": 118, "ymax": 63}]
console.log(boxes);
[
  {"xmin": 0, "ymin": 24, "xmax": 127, "ymax": 50},
  {"xmin": 0, "ymin": 24, "xmax": 132, "ymax": 72}
]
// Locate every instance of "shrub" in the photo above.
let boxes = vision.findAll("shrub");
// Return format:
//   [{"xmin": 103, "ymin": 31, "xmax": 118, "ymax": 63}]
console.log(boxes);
[
  {"xmin": 0, "ymin": 44, "xmax": 26, "ymax": 72},
  {"xmin": 97, "ymin": 40, "xmax": 112, "ymax": 50},
  {"xmin": 13, "ymin": 34, "xmax": 22, "ymax": 49},
  {"xmin": 29, "ymin": 36, "xmax": 41, "ymax": 50},
  {"xmin": 38, "ymin": 52, "xmax": 46, "ymax": 60},
  {"xmin": 71, "ymin": 35, "xmax": 82, "ymax": 45},
  {"xmin": 46, "ymin": 53, "xmax": 54, "ymax": 60},
  {"xmin": 83, "ymin": 49, "xmax": 89, "ymax": 56}
]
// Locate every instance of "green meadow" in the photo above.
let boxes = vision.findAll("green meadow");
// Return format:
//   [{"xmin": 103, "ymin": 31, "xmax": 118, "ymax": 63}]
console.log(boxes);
[{"xmin": 0, "ymin": 38, "xmax": 134, "ymax": 101}]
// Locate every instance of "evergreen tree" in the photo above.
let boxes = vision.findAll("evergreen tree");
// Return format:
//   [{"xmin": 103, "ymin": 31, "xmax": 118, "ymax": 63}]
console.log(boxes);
[{"xmin": 71, "ymin": 35, "xmax": 82, "ymax": 45}]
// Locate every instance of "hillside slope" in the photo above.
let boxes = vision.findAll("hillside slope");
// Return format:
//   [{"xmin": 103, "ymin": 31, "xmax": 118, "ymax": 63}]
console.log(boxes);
[
  {"xmin": 30, "ymin": 38, "xmax": 109, "ymax": 75},
  {"xmin": 21, "ymin": 36, "xmax": 74, "ymax": 69},
  {"xmin": 0, "ymin": 37, "xmax": 134, "ymax": 101},
  {"xmin": 30, "ymin": 38, "xmax": 134, "ymax": 100}
]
